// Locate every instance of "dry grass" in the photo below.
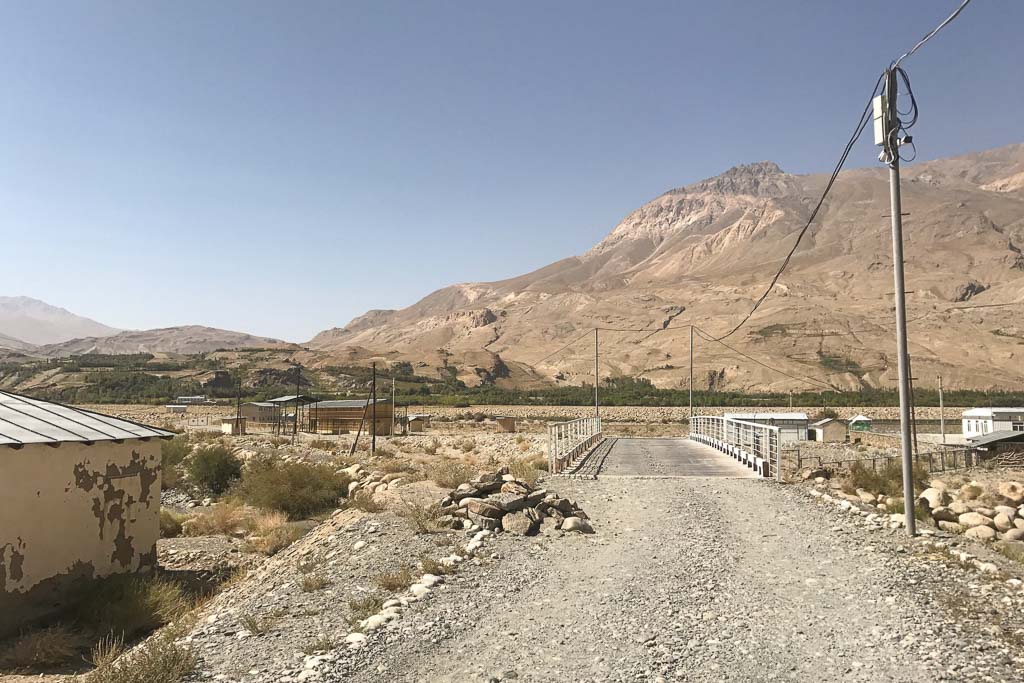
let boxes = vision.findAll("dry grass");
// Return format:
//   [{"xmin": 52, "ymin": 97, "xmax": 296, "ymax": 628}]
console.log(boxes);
[
  {"xmin": 0, "ymin": 625, "xmax": 84, "ymax": 669},
  {"xmin": 299, "ymin": 574, "xmax": 329, "ymax": 592},
  {"xmin": 85, "ymin": 631, "xmax": 196, "ymax": 683},
  {"xmin": 233, "ymin": 456, "xmax": 351, "ymax": 519},
  {"xmin": 159, "ymin": 509, "xmax": 188, "ymax": 538},
  {"xmin": 424, "ymin": 459, "xmax": 474, "ymax": 489},
  {"xmin": 245, "ymin": 523, "xmax": 306, "ymax": 556},
  {"xmin": 960, "ymin": 483, "xmax": 984, "ymax": 500},
  {"xmin": 73, "ymin": 575, "xmax": 193, "ymax": 642},
  {"xmin": 841, "ymin": 460, "xmax": 928, "ymax": 497},
  {"xmin": 374, "ymin": 567, "xmax": 414, "ymax": 592},
  {"xmin": 89, "ymin": 634, "xmax": 125, "ymax": 669},
  {"xmin": 419, "ymin": 554, "xmax": 454, "ymax": 576},
  {"xmin": 346, "ymin": 491, "xmax": 384, "ymax": 513},
  {"xmin": 239, "ymin": 612, "xmax": 276, "ymax": 636},
  {"xmin": 508, "ymin": 456, "xmax": 545, "ymax": 487},
  {"xmin": 309, "ymin": 439, "xmax": 336, "ymax": 452},
  {"xmin": 397, "ymin": 500, "xmax": 444, "ymax": 534},
  {"xmin": 346, "ymin": 595, "xmax": 384, "ymax": 626},
  {"xmin": 181, "ymin": 502, "xmax": 255, "ymax": 537},
  {"xmin": 302, "ymin": 634, "xmax": 336, "ymax": 654},
  {"xmin": 423, "ymin": 438, "xmax": 441, "ymax": 455},
  {"xmin": 456, "ymin": 437, "xmax": 476, "ymax": 453},
  {"xmin": 995, "ymin": 541, "xmax": 1024, "ymax": 564}
]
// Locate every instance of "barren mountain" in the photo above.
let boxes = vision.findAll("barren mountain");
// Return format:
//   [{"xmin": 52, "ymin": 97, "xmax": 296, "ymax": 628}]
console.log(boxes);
[
  {"xmin": 0, "ymin": 296, "xmax": 119, "ymax": 345},
  {"xmin": 38, "ymin": 325, "xmax": 291, "ymax": 357},
  {"xmin": 0, "ymin": 331, "xmax": 36, "ymax": 353},
  {"xmin": 309, "ymin": 144, "xmax": 1024, "ymax": 392}
]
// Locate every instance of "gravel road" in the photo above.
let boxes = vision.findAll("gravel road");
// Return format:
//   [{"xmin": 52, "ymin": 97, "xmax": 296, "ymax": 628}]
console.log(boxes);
[{"xmin": 340, "ymin": 439, "xmax": 1023, "ymax": 682}]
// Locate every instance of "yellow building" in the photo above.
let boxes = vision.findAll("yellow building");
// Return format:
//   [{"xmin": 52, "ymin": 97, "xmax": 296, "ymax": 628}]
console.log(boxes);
[{"xmin": 0, "ymin": 391, "xmax": 172, "ymax": 637}]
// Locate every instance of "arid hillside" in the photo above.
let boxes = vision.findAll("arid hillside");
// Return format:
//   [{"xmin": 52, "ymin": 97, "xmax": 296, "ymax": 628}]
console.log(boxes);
[
  {"xmin": 36, "ymin": 325, "xmax": 291, "ymax": 357},
  {"xmin": 308, "ymin": 144, "xmax": 1024, "ymax": 392},
  {"xmin": 0, "ymin": 296, "xmax": 119, "ymax": 346}
]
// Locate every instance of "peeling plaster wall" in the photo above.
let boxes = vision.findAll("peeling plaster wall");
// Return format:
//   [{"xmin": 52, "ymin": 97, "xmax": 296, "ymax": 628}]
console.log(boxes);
[{"xmin": 0, "ymin": 440, "xmax": 161, "ymax": 636}]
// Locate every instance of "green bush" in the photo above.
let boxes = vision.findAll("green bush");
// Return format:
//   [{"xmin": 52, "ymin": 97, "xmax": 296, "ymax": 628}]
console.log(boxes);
[
  {"xmin": 186, "ymin": 445, "xmax": 242, "ymax": 494},
  {"xmin": 160, "ymin": 436, "xmax": 191, "ymax": 489},
  {"xmin": 159, "ymin": 509, "xmax": 187, "ymax": 538},
  {"xmin": 72, "ymin": 575, "xmax": 192, "ymax": 641},
  {"xmin": 233, "ymin": 456, "xmax": 351, "ymax": 519},
  {"xmin": 843, "ymin": 460, "xmax": 927, "ymax": 497}
]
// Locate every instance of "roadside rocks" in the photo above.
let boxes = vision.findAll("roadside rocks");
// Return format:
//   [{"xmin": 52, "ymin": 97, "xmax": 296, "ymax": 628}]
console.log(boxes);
[{"xmin": 440, "ymin": 467, "xmax": 594, "ymax": 535}]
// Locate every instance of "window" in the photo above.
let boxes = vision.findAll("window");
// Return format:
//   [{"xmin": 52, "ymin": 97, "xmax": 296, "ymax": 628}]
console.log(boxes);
[{"xmin": 1013, "ymin": 422, "xmax": 1024, "ymax": 432}]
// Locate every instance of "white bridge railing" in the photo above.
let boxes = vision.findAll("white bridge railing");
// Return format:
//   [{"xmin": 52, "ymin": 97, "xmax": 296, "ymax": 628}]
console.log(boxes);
[
  {"xmin": 689, "ymin": 415, "xmax": 780, "ymax": 479},
  {"xmin": 548, "ymin": 417, "xmax": 603, "ymax": 474}
]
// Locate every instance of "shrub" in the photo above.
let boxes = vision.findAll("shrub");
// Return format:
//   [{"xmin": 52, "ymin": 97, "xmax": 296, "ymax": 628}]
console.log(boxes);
[
  {"xmin": 424, "ymin": 459, "xmax": 474, "ymax": 489},
  {"xmin": 233, "ymin": 457, "xmax": 351, "ymax": 519},
  {"xmin": 960, "ymin": 483, "xmax": 984, "ymax": 500},
  {"xmin": 423, "ymin": 438, "xmax": 441, "ymax": 455},
  {"xmin": 159, "ymin": 509, "xmax": 187, "ymax": 538},
  {"xmin": 842, "ymin": 460, "xmax": 927, "ymax": 497},
  {"xmin": 72, "ymin": 575, "xmax": 192, "ymax": 641},
  {"xmin": 302, "ymin": 634, "xmax": 336, "ymax": 655},
  {"xmin": 186, "ymin": 445, "xmax": 242, "ymax": 494},
  {"xmin": 374, "ymin": 567, "xmax": 413, "ymax": 592},
  {"xmin": 85, "ymin": 631, "xmax": 196, "ymax": 683},
  {"xmin": 244, "ymin": 513, "xmax": 306, "ymax": 556},
  {"xmin": 299, "ymin": 574, "xmax": 329, "ymax": 592},
  {"xmin": 397, "ymin": 501, "xmax": 444, "ymax": 534},
  {"xmin": 0, "ymin": 625, "xmax": 84, "ymax": 669},
  {"xmin": 309, "ymin": 439, "xmax": 335, "ymax": 452},
  {"xmin": 456, "ymin": 438, "xmax": 476, "ymax": 453},
  {"xmin": 346, "ymin": 595, "xmax": 383, "ymax": 626},
  {"xmin": 346, "ymin": 491, "xmax": 384, "ymax": 513},
  {"xmin": 160, "ymin": 437, "xmax": 190, "ymax": 489},
  {"xmin": 239, "ymin": 613, "xmax": 276, "ymax": 636},
  {"xmin": 419, "ymin": 554, "xmax": 453, "ymax": 576},
  {"xmin": 181, "ymin": 502, "xmax": 254, "ymax": 537},
  {"xmin": 509, "ymin": 458, "xmax": 542, "ymax": 487}
]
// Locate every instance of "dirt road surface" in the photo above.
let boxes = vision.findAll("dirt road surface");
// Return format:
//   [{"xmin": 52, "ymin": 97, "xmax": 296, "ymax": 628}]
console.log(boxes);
[{"xmin": 341, "ymin": 439, "xmax": 1022, "ymax": 682}]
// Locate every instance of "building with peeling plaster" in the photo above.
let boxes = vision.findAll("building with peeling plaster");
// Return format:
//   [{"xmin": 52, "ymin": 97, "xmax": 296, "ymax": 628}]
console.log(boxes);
[{"xmin": 0, "ymin": 391, "xmax": 172, "ymax": 637}]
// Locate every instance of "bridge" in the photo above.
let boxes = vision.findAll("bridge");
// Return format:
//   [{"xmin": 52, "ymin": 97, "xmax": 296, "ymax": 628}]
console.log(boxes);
[{"xmin": 547, "ymin": 414, "xmax": 780, "ymax": 479}]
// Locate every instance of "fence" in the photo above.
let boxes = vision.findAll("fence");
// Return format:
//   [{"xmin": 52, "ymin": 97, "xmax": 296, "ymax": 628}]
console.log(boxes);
[
  {"xmin": 688, "ymin": 415, "xmax": 780, "ymax": 479},
  {"xmin": 548, "ymin": 417, "xmax": 603, "ymax": 474},
  {"xmin": 793, "ymin": 447, "xmax": 977, "ymax": 476}
]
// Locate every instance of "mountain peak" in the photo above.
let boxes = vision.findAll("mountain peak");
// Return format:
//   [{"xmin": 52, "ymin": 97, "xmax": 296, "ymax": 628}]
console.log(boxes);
[{"xmin": 682, "ymin": 160, "xmax": 789, "ymax": 198}]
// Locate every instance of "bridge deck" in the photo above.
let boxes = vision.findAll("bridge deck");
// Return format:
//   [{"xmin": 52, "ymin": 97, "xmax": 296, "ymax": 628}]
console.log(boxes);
[{"xmin": 597, "ymin": 437, "xmax": 758, "ymax": 478}]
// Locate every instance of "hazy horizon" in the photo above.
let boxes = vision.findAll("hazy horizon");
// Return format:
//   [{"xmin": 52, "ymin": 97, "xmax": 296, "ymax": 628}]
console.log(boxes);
[{"xmin": 2, "ymin": 1, "xmax": 1021, "ymax": 340}]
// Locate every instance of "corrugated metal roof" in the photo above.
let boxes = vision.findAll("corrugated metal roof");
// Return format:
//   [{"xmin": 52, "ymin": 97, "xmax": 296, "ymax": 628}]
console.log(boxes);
[
  {"xmin": 969, "ymin": 430, "xmax": 1024, "ymax": 447},
  {"xmin": 312, "ymin": 399, "xmax": 388, "ymax": 409},
  {"xmin": 267, "ymin": 395, "xmax": 318, "ymax": 404},
  {"xmin": 0, "ymin": 391, "xmax": 175, "ymax": 447},
  {"xmin": 244, "ymin": 402, "xmax": 276, "ymax": 408},
  {"xmin": 725, "ymin": 412, "xmax": 809, "ymax": 421}
]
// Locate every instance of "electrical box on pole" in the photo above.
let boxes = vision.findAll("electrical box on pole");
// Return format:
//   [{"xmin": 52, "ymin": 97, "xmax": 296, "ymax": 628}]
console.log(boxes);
[{"xmin": 872, "ymin": 94, "xmax": 888, "ymax": 146}]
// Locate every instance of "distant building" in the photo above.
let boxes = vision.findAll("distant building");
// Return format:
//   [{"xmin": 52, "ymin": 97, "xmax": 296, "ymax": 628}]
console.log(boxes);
[
  {"xmin": 962, "ymin": 408, "xmax": 1024, "ymax": 439},
  {"xmin": 166, "ymin": 404, "xmax": 188, "ymax": 414},
  {"xmin": 848, "ymin": 415, "xmax": 872, "ymax": 432},
  {"xmin": 0, "ymin": 391, "xmax": 172, "ymax": 638},
  {"xmin": 809, "ymin": 417, "xmax": 847, "ymax": 443},
  {"xmin": 307, "ymin": 399, "xmax": 393, "ymax": 436},
  {"xmin": 495, "ymin": 416, "xmax": 517, "ymax": 433},
  {"xmin": 175, "ymin": 395, "xmax": 210, "ymax": 405},
  {"xmin": 221, "ymin": 416, "xmax": 247, "ymax": 436},
  {"xmin": 724, "ymin": 412, "xmax": 809, "ymax": 444},
  {"xmin": 240, "ymin": 401, "xmax": 277, "ymax": 423},
  {"xmin": 968, "ymin": 430, "xmax": 1024, "ymax": 457},
  {"xmin": 406, "ymin": 413, "xmax": 431, "ymax": 433}
]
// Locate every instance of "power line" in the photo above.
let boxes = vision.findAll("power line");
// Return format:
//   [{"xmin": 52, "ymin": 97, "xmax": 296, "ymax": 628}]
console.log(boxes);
[
  {"xmin": 532, "ymin": 329, "xmax": 594, "ymax": 366},
  {"xmin": 893, "ymin": 0, "xmax": 973, "ymax": 67},
  {"xmin": 693, "ymin": 326, "xmax": 838, "ymax": 391},
  {"xmin": 708, "ymin": 72, "xmax": 885, "ymax": 342}
]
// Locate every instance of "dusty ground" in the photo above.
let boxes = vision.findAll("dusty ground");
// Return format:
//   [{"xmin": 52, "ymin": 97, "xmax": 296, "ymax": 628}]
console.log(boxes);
[{"xmin": 163, "ymin": 440, "xmax": 1023, "ymax": 682}]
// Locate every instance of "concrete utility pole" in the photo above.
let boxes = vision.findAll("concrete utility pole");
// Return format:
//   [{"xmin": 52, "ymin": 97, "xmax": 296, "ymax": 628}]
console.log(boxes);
[
  {"xmin": 689, "ymin": 325, "xmax": 694, "ymax": 421},
  {"xmin": 594, "ymin": 328, "xmax": 599, "ymax": 420},
  {"xmin": 391, "ymin": 377, "xmax": 396, "ymax": 437},
  {"xmin": 938, "ymin": 374, "xmax": 945, "ymax": 445},
  {"xmin": 371, "ymin": 362, "xmax": 377, "ymax": 455},
  {"xmin": 876, "ymin": 67, "xmax": 916, "ymax": 536},
  {"xmin": 291, "ymin": 363, "xmax": 301, "ymax": 444}
]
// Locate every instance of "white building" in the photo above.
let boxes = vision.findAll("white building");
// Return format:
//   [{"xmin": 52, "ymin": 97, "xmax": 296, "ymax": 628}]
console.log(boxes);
[
  {"xmin": 962, "ymin": 408, "xmax": 1024, "ymax": 438},
  {"xmin": 724, "ymin": 412, "xmax": 809, "ymax": 444}
]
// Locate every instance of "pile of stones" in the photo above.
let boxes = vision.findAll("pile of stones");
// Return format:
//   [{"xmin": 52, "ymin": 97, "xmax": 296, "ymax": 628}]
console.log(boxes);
[
  {"xmin": 437, "ymin": 466, "xmax": 594, "ymax": 535},
  {"xmin": 917, "ymin": 480, "xmax": 1024, "ymax": 542}
]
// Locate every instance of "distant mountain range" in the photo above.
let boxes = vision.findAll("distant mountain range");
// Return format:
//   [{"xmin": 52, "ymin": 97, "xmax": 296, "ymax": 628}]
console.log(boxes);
[
  {"xmin": 307, "ymin": 143, "xmax": 1024, "ymax": 392},
  {"xmin": 4, "ymin": 143, "xmax": 1024, "ymax": 391},
  {"xmin": 0, "ymin": 298, "xmax": 286, "ymax": 357}
]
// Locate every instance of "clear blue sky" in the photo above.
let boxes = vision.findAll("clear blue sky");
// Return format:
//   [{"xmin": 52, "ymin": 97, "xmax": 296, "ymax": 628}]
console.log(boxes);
[{"xmin": 1, "ymin": 1, "xmax": 1020, "ymax": 341}]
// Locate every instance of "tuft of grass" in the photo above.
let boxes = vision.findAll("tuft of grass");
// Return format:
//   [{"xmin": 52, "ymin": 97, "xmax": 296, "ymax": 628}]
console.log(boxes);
[
  {"xmin": 346, "ymin": 491, "xmax": 384, "ymax": 513},
  {"xmin": 85, "ymin": 631, "xmax": 196, "ymax": 683},
  {"xmin": 379, "ymin": 458, "xmax": 416, "ymax": 474},
  {"xmin": 994, "ymin": 541, "xmax": 1024, "ymax": 565},
  {"xmin": 456, "ymin": 437, "xmax": 476, "ymax": 453},
  {"xmin": 0, "ymin": 625, "xmax": 84, "ymax": 669},
  {"xmin": 346, "ymin": 595, "xmax": 384, "ymax": 627},
  {"xmin": 160, "ymin": 436, "xmax": 191, "ymax": 489},
  {"xmin": 374, "ymin": 567, "xmax": 414, "ymax": 592},
  {"xmin": 424, "ymin": 459, "xmax": 474, "ymax": 489},
  {"xmin": 232, "ymin": 455, "xmax": 351, "ymax": 519},
  {"xmin": 309, "ymin": 439, "xmax": 336, "ymax": 452},
  {"xmin": 842, "ymin": 460, "xmax": 927, "ymax": 498},
  {"xmin": 239, "ymin": 612, "xmax": 276, "ymax": 636},
  {"xmin": 419, "ymin": 554, "xmax": 453, "ymax": 576},
  {"xmin": 72, "ymin": 575, "xmax": 193, "ymax": 641},
  {"xmin": 299, "ymin": 574, "xmax": 329, "ymax": 592},
  {"xmin": 159, "ymin": 509, "xmax": 188, "ymax": 538},
  {"xmin": 397, "ymin": 500, "xmax": 444, "ymax": 534},
  {"xmin": 245, "ymin": 523, "xmax": 306, "ymax": 556},
  {"xmin": 89, "ymin": 633, "xmax": 125, "ymax": 669},
  {"xmin": 186, "ymin": 445, "xmax": 242, "ymax": 495},
  {"xmin": 422, "ymin": 438, "xmax": 441, "ymax": 455},
  {"xmin": 886, "ymin": 496, "xmax": 930, "ymax": 522},
  {"xmin": 959, "ymin": 483, "xmax": 984, "ymax": 500},
  {"xmin": 509, "ymin": 457, "xmax": 543, "ymax": 487},
  {"xmin": 181, "ymin": 502, "xmax": 255, "ymax": 537},
  {"xmin": 302, "ymin": 634, "xmax": 336, "ymax": 654}
]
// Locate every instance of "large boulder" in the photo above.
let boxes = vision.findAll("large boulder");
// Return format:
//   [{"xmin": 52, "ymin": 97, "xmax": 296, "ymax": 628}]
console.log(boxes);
[
  {"xmin": 959, "ymin": 512, "xmax": 996, "ymax": 529},
  {"xmin": 931, "ymin": 507, "xmax": 958, "ymax": 523},
  {"xmin": 488, "ymin": 492, "xmax": 529, "ymax": 513},
  {"xmin": 467, "ymin": 511, "xmax": 501, "ymax": 530},
  {"xmin": 917, "ymin": 487, "xmax": 950, "ymax": 510},
  {"xmin": 451, "ymin": 483, "xmax": 482, "ymax": 501},
  {"xmin": 501, "ymin": 481, "xmax": 530, "ymax": 496},
  {"xmin": 463, "ymin": 499, "xmax": 503, "ymax": 518},
  {"xmin": 994, "ymin": 512, "xmax": 1014, "ymax": 532},
  {"xmin": 965, "ymin": 525, "xmax": 997, "ymax": 541},
  {"xmin": 856, "ymin": 489, "xmax": 876, "ymax": 505},
  {"xmin": 937, "ymin": 521, "xmax": 965, "ymax": 534},
  {"xmin": 502, "ymin": 511, "xmax": 538, "ymax": 536},
  {"xmin": 996, "ymin": 481, "xmax": 1024, "ymax": 505},
  {"xmin": 561, "ymin": 516, "xmax": 594, "ymax": 533},
  {"xmin": 1003, "ymin": 528, "xmax": 1024, "ymax": 542},
  {"xmin": 948, "ymin": 501, "xmax": 972, "ymax": 515}
]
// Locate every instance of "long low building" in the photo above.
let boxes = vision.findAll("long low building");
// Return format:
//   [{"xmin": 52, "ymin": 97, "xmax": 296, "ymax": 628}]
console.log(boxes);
[
  {"xmin": 962, "ymin": 408, "xmax": 1024, "ymax": 439},
  {"xmin": 307, "ymin": 399, "xmax": 393, "ymax": 436},
  {"xmin": 723, "ymin": 412, "xmax": 809, "ymax": 444}
]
